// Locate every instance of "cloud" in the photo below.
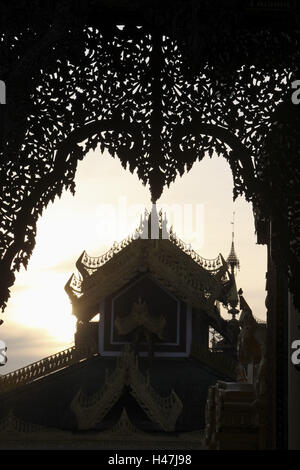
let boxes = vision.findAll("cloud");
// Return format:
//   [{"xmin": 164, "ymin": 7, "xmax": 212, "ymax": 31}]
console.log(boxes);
[
  {"xmin": 0, "ymin": 322, "xmax": 72, "ymax": 374},
  {"xmin": 46, "ymin": 257, "xmax": 77, "ymax": 274}
]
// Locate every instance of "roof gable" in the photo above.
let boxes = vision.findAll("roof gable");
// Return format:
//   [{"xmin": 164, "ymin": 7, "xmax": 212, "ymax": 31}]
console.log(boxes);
[{"xmin": 65, "ymin": 237, "xmax": 232, "ymax": 322}]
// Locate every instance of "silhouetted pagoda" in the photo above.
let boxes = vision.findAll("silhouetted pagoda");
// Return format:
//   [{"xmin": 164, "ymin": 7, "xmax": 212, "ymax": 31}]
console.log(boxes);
[{"xmin": 0, "ymin": 205, "xmax": 241, "ymax": 448}]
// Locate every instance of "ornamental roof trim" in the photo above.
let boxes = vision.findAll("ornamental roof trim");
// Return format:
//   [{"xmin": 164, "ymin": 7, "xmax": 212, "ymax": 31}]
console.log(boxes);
[
  {"xmin": 72, "ymin": 205, "xmax": 224, "ymax": 279},
  {"xmin": 65, "ymin": 207, "xmax": 237, "ymax": 320}
]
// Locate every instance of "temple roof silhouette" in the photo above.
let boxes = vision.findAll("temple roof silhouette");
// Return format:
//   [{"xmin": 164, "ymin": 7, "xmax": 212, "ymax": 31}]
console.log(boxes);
[{"xmin": 65, "ymin": 205, "xmax": 239, "ymax": 323}]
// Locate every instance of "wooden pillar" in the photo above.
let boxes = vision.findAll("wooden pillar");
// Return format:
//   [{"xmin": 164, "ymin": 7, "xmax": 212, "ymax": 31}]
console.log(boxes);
[
  {"xmin": 288, "ymin": 293, "xmax": 300, "ymax": 449},
  {"xmin": 266, "ymin": 221, "xmax": 289, "ymax": 449}
]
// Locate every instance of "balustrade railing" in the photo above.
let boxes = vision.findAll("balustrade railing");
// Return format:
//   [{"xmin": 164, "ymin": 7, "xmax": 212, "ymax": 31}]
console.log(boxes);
[
  {"xmin": 0, "ymin": 345, "xmax": 96, "ymax": 392},
  {"xmin": 191, "ymin": 343, "xmax": 237, "ymax": 379}
]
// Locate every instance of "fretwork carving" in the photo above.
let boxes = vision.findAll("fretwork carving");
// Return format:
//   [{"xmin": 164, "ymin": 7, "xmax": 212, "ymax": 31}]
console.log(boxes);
[{"xmin": 70, "ymin": 345, "xmax": 183, "ymax": 431}]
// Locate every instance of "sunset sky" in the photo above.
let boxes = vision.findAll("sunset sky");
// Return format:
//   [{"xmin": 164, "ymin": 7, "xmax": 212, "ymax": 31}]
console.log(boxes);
[{"xmin": 0, "ymin": 149, "xmax": 267, "ymax": 374}]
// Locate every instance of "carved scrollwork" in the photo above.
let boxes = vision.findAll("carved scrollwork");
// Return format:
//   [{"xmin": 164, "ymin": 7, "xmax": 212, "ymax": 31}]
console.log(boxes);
[{"xmin": 1, "ymin": 4, "xmax": 300, "ymax": 312}]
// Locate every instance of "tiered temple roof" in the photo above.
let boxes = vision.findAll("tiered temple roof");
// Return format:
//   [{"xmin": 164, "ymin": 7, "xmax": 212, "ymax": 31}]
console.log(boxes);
[{"xmin": 65, "ymin": 206, "xmax": 239, "ymax": 323}]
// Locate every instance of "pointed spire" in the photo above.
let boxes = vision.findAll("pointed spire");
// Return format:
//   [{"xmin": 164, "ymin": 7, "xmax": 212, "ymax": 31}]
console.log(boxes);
[
  {"xmin": 138, "ymin": 204, "xmax": 170, "ymax": 240},
  {"xmin": 149, "ymin": 202, "xmax": 159, "ymax": 239},
  {"xmin": 226, "ymin": 211, "xmax": 240, "ymax": 274}
]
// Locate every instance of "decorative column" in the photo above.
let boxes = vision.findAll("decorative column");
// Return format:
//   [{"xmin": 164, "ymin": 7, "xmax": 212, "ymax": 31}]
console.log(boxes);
[{"xmin": 288, "ymin": 292, "xmax": 300, "ymax": 449}]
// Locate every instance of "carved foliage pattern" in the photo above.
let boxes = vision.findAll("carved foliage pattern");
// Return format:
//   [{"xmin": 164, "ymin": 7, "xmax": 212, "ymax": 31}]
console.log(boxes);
[{"xmin": 1, "ymin": 5, "xmax": 300, "ymax": 309}]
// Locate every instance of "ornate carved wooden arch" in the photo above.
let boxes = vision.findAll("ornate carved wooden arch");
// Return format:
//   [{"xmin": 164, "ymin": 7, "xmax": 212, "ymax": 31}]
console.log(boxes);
[
  {"xmin": 1, "ymin": 2, "xmax": 300, "ymax": 314},
  {"xmin": 172, "ymin": 118, "xmax": 257, "ymax": 196},
  {"xmin": 0, "ymin": 117, "xmax": 142, "ymax": 298}
]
